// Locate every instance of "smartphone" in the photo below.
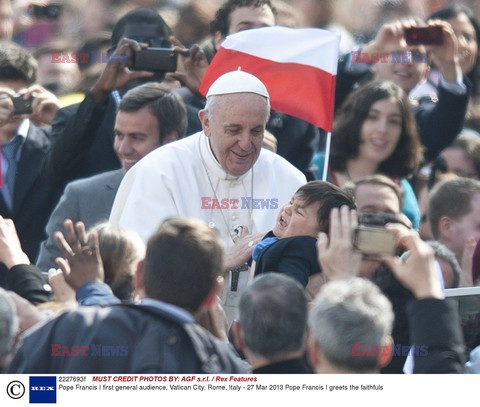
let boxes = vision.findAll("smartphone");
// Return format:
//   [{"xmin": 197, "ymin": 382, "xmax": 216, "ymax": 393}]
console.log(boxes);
[
  {"xmin": 31, "ymin": 4, "xmax": 63, "ymax": 20},
  {"xmin": 131, "ymin": 48, "xmax": 177, "ymax": 73},
  {"xmin": 10, "ymin": 94, "xmax": 33, "ymax": 115},
  {"xmin": 352, "ymin": 225, "xmax": 397, "ymax": 256},
  {"xmin": 404, "ymin": 26, "xmax": 443, "ymax": 46}
]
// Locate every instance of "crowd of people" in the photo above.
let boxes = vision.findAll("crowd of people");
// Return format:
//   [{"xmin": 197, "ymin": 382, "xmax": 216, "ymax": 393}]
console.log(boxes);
[{"xmin": 0, "ymin": 0, "xmax": 479, "ymax": 374}]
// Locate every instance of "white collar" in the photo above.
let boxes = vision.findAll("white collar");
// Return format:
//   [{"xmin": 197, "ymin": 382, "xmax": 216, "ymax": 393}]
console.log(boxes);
[
  {"xmin": 17, "ymin": 119, "xmax": 30, "ymax": 140},
  {"xmin": 199, "ymin": 131, "xmax": 251, "ymax": 181}
]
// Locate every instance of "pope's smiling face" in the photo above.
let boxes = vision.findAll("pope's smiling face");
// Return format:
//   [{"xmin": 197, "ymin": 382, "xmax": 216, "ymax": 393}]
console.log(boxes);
[{"xmin": 199, "ymin": 92, "xmax": 269, "ymax": 177}]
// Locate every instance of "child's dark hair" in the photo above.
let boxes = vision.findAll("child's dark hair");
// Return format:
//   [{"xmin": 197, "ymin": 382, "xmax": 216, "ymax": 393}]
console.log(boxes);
[{"xmin": 295, "ymin": 181, "xmax": 356, "ymax": 233}]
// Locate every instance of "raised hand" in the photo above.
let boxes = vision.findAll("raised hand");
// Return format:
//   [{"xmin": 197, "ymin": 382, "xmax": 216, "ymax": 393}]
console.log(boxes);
[{"xmin": 54, "ymin": 219, "xmax": 104, "ymax": 291}]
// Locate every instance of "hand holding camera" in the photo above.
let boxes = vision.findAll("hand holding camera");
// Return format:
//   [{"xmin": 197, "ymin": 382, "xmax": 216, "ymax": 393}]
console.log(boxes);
[
  {"xmin": 381, "ymin": 224, "xmax": 443, "ymax": 300},
  {"xmin": 26, "ymin": 84, "xmax": 62, "ymax": 126},
  {"xmin": 421, "ymin": 21, "xmax": 461, "ymax": 84},
  {"xmin": 0, "ymin": 88, "xmax": 32, "ymax": 127},
  {"xmin": 0, "ymin": 88, "xmax": 15, "ymax": 127},
  {"xmin": 317, "ymin": 205, "xmax": 362, "ymax": 281},
  {"xmin": 0, "ymin": 85, "xmax": 61, "ymax": 127},
  {"xmin": 167, "ymin": 37, "xmax": 209, "ymax": 95},
  {"xmin": 91, "ymin": 38, "xmax": 155, "ymax": 106}
]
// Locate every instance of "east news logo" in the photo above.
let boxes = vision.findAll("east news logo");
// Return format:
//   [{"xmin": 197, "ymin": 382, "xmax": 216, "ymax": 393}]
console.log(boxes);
[{"xmin": 29, "ymin": 376, "xmax": 56, "ymax": 404}]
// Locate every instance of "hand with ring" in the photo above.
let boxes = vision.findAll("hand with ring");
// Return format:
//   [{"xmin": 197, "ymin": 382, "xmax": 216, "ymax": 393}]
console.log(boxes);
[
  {"xmin": 54, "ymin": 219, "xmax": 104, "ymax": 291},
  {"xmin": 223, "ymin": 226, "xmax": 263, "ymax": 271}
]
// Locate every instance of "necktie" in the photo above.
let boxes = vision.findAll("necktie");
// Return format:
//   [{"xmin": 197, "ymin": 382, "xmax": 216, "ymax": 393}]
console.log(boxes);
[{"xmin": 2, "ymin": 135, "xmax": 22, "ymax": 198}]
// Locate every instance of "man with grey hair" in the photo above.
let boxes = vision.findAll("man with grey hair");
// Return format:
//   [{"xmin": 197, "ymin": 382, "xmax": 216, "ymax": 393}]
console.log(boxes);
[
  {"xmin": 0, "ymin": 287, "xmax": 18, "ymax": 371},
  {"xmin": 313, "ymin": 209, "xmax": 466, "ymax": 373},
  {"xmin": 110, "ymin": 70, "xmax": 306, "ymax": 323},
  {"xmin": 308, "ymin": 278, "xmax": 394, "ymax": 373},
  {"xmin": 231, "ymin": 273, "xmax": 312, "ymax": 373}
]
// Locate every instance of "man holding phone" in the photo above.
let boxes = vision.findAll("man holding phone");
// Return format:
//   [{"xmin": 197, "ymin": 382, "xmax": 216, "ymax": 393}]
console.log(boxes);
[
  {"xmin": 336, "ymin": 19, "xmax": 469, "ymax": 163},
  {"xmin": 51, "ymin": 8, "xmax": 176, "ymax": 182},
  {"xmin": 0, "ymin": 40, "xmax": 111, "ymax": 264}
]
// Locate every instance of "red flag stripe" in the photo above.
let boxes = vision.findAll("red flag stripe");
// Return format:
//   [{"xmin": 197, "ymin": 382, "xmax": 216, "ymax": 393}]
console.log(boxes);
[{"xmin": 200, "ymin": 48, "xmax": 336, "ymax": 131}]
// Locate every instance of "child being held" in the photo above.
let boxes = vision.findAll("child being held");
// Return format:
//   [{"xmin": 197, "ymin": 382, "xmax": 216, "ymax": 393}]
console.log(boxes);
[{"xmin": 253, "ymin": 181, "xmax": 356, "ymax": 286}]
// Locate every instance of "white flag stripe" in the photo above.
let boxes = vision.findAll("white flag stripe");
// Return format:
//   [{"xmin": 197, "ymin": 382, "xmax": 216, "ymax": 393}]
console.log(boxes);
[{"xmin": 222, "ymin": 26, "xmax": 340, "ymax": 74}]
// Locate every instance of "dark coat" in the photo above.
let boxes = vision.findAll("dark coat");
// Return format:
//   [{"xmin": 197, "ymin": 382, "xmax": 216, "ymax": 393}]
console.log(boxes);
[
  {"xmin": 7, "ymin": 303, "xmax": 249, "ymax": 374},
  {"xmin": 0, "ymin": 264, "xmax": 51, "ymax": 305},
  {"xmin": 253, "ymin": 357, "xmax": 313, "ymax": 374},
  {"xmin": 254, "ymin": 236, "xmax": 321, "ymax": 287}
]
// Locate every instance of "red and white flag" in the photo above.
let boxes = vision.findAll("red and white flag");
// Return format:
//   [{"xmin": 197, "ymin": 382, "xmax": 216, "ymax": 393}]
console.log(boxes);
[{"xmin": 199, "ymin": 26, "xmax": 340, "ymax": 131}]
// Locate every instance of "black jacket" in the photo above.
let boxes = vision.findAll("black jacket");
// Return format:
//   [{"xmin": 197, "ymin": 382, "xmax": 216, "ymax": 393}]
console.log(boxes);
[
  {"xmin": 7, "ymin": 303, "xmax": 249, "ymax": 374},
  {"xmin": 254, "ymin": 236, "xmax": 321, "ymax": 287},
  {"xmin": 0, "ymin": 264, "xmax": 51, "ymax": 305}
]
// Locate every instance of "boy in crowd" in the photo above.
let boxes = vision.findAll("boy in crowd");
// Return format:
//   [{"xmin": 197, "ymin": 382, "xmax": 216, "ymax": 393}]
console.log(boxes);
[{"xmin": 253, "ymin": 181, "xmax": 355, "ymax": 286}]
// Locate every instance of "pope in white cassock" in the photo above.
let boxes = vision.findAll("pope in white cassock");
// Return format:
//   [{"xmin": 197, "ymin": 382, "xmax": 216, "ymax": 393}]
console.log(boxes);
[{"xmin": 110, "ymin": 70, "xmax": 306, "ymax": 322}]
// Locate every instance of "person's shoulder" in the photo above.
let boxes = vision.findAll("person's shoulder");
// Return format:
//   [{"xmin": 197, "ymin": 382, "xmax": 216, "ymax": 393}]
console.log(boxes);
[
  {"xmin": 25, "ymin": 123, "xmax": 51, "ymax": 146},
  {"xmin": 183, "ymin": 323, "xmax": 250, "ymax": 373},
  {"xmin": 64, "ymin": 169, "xmax": 123, "ymax": 192}
]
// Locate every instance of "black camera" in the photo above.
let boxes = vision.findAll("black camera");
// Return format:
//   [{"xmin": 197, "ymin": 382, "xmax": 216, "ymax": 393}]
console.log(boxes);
[
  {"xmin": 352, "ymin": 213, "xmax": 405, "ymax": 256},
  {"xmin": 10, "ymin": 94, "xmax": 33, "ymax": 115},
  {"xmin": 31, "ymin": 4, "xmax": 63, "ymax": 20},
  {"xmin": 130, "ymin": 48, "xmax": 177, "ymax": 73}
]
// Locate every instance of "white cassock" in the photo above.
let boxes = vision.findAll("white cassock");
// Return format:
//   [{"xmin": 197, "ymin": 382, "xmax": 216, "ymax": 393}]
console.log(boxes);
[{"xmin": 110, "ymin": 131, "xmax": 306, "ymax": 322}]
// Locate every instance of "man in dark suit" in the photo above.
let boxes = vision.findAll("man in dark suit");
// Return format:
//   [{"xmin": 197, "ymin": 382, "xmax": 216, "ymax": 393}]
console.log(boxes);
[
  {"xmin": 50, "ymin": 8, "xmax": 175, "ymax": 182},
  {"xmin": 36, "ymin": 82, "xmax": 187, "ymax": 272},
  {"xmin": 0, "ymin": 41, "xmax": 90, "ymax": 264},
  {"xmin": 231, "ymin": 273, "xmax": 312, "ymax": 373},
  {"xmin": 7, "ymin": 218, "xmax": 248, "ymax": 373}
]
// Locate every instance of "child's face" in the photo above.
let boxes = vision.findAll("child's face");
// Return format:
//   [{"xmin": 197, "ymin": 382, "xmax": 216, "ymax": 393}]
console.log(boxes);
[{"xmin": 275, "ymin": 195, "xmax": 320, "ymax": 238}]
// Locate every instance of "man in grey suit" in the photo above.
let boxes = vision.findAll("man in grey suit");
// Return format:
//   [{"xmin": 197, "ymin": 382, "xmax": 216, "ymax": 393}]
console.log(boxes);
[{"xmin": 36, "ymin": 82, "xmax": 187, "ymax": 272}]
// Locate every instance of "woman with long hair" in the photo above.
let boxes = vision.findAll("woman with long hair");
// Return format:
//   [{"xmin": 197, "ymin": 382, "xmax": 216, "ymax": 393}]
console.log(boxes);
[{"xmin": 315, "ymin": 80, "xmax": 423, "ymax": 228}]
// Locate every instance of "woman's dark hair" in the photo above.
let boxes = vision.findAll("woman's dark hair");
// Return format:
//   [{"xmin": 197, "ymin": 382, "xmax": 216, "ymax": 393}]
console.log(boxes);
[
  {"xmin": 330, "ymin": 80, "xmax": 423, "ymax": 178},
  {"xmin": 428, "ymin": 4, "xmax": 480, "ymax": 95}
]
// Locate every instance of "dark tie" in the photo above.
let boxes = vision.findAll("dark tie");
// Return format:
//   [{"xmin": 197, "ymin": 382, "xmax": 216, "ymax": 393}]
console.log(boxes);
[{"xmin": 1, "ymin": 135, "xmax": 22, "ymax": 199}]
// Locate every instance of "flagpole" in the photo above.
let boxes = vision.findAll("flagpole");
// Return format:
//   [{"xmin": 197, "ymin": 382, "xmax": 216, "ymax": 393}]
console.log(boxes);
[{"xmin": 322, "ymin": 132, "xmax": 332, "ymax": 181}]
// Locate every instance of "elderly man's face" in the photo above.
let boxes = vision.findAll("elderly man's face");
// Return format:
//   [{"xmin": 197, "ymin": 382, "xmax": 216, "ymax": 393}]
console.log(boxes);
[{"xmin": 199, "ymin": 93, "xmax": 269, "ymax": 177}]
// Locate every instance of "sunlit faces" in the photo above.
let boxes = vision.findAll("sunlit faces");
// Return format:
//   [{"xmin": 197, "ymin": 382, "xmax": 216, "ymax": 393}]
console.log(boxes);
[
  {"xmin": 228, "ymin": 5, "xmax": 275, "ymax": 34},
  {"xmin": 448, "ymin": 13, "xmax": 478, "ymax": 75},
  {"xmin": 441, "ymin": 147, "xmax": 478, "ymax": 179},
  {"xmin": 446, "ymin": 192, "xmax": 480, "ymax": 258},
  {"xmin": 371, "ymin": 45, "xmax": 428, "ymax": 93},
  {"xmin": 275, "ymin": 196, "xmax": 320, "ymax": 239},
  {"xmin": 113, "ymin": 106, "xmax": 161, "ymax": 172},
  {"xmin": 358, "ymin": 98, "xmax": 402, "ymax": 165},
  {"xmin": 200, "ymin": 93, "xmax": 269, "ymax": 177},
  {"xmin": 0, "ymin": 79, "xmax": 28, "ymax": 142},
  {"xmin": 354, "ymin": 183, "xmax": 401, "ymax": 215}
]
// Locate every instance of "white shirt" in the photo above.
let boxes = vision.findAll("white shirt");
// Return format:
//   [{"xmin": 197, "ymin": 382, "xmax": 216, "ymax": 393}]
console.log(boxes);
[{"xmin": 110, "ymin": 131, "xmax": 306, "ymax": 321}]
